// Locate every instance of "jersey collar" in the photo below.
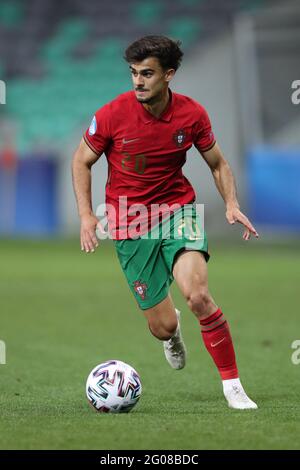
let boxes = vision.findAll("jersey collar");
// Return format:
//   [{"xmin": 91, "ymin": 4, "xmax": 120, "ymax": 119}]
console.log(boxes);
[{"xmin": 135, "ymin": 88, "xmax": 175, "ymax": 124}]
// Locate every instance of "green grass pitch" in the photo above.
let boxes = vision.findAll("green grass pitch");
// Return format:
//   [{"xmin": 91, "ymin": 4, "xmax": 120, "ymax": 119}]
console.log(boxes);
[{"xmin": 0, "ymin": 238, "xmax": 299, "ymax": 450}]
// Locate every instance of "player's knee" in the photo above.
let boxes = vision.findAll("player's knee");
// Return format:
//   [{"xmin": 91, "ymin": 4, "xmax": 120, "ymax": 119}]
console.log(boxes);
[
  {"xmin": 187, "ymin": 288, "xmax": 212, "ymax": 317},
  {"xmin": 148, "ymin": 320, "xmax": 177, "ymax": 341}
]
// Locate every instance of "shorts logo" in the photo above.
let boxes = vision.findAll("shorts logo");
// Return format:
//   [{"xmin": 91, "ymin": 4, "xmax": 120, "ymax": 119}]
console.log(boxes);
[
  {"xmin": 133, "ymin": 280, "xmax": 148, "ymax": 300},
  {"xmin": 173, "ymin": 129, "xmax": 186, "ymax": 147},
  {"xmin": 89, "ymin": 116, "xmax": 97, "ymax": 135}
]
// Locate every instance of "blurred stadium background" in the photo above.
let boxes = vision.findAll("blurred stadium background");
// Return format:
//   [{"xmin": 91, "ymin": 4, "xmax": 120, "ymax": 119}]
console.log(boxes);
[
  {"xmin": 0, "ymin": 0, "xmax": 300, "ymax": 451},
  {"xmin": 0, "ymin": 0, "xmax": 299, "ymax": 237}
]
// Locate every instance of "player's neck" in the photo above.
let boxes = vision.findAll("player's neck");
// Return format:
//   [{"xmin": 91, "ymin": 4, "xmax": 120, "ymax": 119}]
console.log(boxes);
[{"xmin": 142, "ymin": 88, "xmax": 170, "ymax": 119}]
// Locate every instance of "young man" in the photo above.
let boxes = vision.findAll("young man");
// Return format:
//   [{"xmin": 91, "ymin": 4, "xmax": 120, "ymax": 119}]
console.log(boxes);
[{"xmin": 72, "ymin": 36, "xmax": 259, "ymax": 409}]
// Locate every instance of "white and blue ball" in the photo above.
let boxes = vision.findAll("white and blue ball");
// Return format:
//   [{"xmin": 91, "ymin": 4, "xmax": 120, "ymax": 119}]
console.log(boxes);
[{"xmin": 86, "ymin": 360, "xmax": 142, "ymax": 413}]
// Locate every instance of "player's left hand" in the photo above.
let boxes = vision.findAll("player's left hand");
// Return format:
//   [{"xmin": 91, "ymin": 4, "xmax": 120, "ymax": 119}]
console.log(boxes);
[{"xmin": 226, "ymin": 206, "xmax": 259, "ymax": 240}]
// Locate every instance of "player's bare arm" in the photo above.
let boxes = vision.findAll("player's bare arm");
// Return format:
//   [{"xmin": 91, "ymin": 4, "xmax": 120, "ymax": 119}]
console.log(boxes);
[
  {"xmin": 201, "ymin": 142, "xmax": 259, "ymax": 240},
  {"xmin": 72, "ymin": 138, "xmax": 103, "ymax": 253}
]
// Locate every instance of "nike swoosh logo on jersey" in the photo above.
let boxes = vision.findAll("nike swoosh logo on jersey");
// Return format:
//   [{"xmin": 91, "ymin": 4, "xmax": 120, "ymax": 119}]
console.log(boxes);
[
  {"xmin": 122, "ymin": 138, "xmax": 140, "ymax": 144},
  {"xmin": 211, "ymin": 337, "xmax": 226, "ymax": 348}
]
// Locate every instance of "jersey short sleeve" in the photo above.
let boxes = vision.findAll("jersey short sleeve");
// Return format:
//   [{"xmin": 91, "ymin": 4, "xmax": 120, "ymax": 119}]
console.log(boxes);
[
  {"xmin": 84, "ymin": 104, "xmax": 111, "ymax": 155},
  {"xmin": 193, "ymin": 105, "xmax": 216, "ymax": 153}
]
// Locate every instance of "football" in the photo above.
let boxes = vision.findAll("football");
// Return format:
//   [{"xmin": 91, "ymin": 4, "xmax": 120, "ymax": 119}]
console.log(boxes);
[{"xmin": 86, "ymin": 360, "xmax": 142, "ymax": 413}]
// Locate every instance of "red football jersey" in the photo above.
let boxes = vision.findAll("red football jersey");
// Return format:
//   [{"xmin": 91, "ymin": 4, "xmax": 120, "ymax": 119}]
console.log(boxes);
[{"xmin": 84, "ymin": 90, "xmax": 215, "ymax": 239}]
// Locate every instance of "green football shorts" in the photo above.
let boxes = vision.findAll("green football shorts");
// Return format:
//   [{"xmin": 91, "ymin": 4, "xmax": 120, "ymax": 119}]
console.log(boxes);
[{"xmin": 113, "ymin": 204, "xmax": 209, "ymax": 310}]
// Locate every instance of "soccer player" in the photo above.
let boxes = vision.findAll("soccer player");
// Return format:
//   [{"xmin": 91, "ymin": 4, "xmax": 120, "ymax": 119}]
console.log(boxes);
[{"xmin": 72, "ymin": 36, "xmax": 258, "ymax": 409}]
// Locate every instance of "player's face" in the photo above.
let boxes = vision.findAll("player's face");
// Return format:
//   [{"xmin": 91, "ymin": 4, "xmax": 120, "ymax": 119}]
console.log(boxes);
[{"xmin": 130, "ymin": 57, "xmax": 175, "ymax": 104}]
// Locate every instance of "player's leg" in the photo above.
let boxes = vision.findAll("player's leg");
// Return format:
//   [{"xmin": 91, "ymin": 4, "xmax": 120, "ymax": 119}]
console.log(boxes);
[
  {"xmin": 173, "ymin": 250, "xmax": 257, "ymax": 409},
  {"xmin": 141, "ymin": 293, "xmax": 177, "ymax": 340},
  {"xmin": 172, "ymin": 250, "xmax": 216, "ymax": 320},
  {"xmin": 173, "ymin": 250, "xmax": 239, "ymax": 380},
  {"xmin": 173, "ymin": 250, "xmax": 237, "ymax": 375},
  {"xmin": 142, "ymin": 293, "xmax": 186, "ymax": 370},
  {"xmin": 113, "ymin": 238, "xmax": 186, "ymax": 369}
]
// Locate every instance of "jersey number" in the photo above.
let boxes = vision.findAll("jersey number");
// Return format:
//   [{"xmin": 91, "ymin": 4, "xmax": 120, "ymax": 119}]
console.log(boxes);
[
  {"xmin": 121, "ymin": 153, "xmax": 147, "ymax": 175},
  {"xmin": 178, "ymin": 217, "xmax": 201, "ymax": 240}
]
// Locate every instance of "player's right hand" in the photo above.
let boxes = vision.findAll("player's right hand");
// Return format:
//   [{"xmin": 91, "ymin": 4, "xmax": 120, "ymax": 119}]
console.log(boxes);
[{"xmin": 80, "ymin": 213, "xmax": 104, "ymax": 253}]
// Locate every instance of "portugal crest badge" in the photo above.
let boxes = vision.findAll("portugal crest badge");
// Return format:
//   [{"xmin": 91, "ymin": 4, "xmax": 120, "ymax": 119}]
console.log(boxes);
[
  {"xmin": 173, "ymin": 129, "xmax": 186, "ymax": 147},
  {"xmin": 133, "ymin": 280, "xmax": 148, "ymax": 300}
]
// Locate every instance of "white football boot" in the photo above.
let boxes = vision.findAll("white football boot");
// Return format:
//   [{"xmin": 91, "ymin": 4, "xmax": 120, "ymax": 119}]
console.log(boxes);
[
  {"xmin": 223, "ymin": 378, "xmax": 258, "ymax": 410},
  {"xmin": 163, "ymin": 309, "xmax": 186, "ymax": 370}
]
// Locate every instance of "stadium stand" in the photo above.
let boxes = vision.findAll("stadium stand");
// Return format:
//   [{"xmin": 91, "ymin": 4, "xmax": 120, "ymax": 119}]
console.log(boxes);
[{"xmin": 0, "ymin": 0, "xmax": 285, "ymax": 152}]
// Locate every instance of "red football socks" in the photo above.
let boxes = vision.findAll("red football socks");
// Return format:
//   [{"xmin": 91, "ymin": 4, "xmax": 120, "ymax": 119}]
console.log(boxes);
[{"xmin": 199, "ymin": 308, "xmax": 239, "ymax": 380}]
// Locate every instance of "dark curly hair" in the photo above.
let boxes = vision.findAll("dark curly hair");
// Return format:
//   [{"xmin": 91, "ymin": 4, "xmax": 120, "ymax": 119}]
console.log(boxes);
[{"xmin": 124, "ymin": 35, "xmax": 184, "ymax": 71}]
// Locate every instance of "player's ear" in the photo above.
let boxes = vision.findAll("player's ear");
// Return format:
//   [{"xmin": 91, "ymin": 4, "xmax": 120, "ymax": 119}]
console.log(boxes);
[{"xmin": 165, "ymin": 68, "xmax": 175, "ymax": 83}]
